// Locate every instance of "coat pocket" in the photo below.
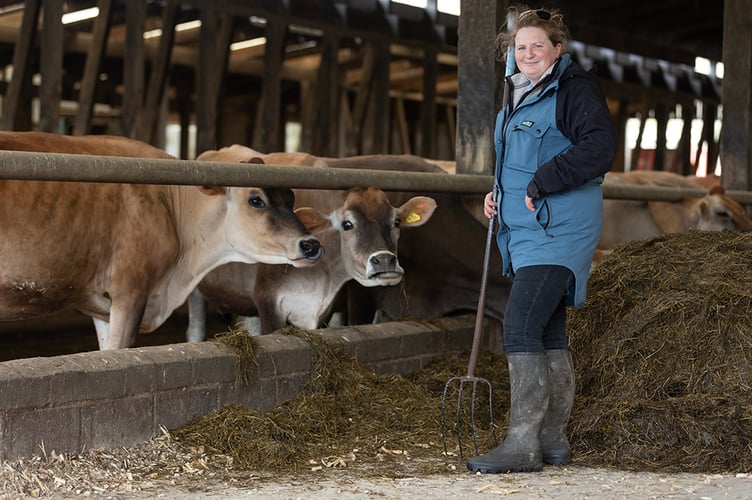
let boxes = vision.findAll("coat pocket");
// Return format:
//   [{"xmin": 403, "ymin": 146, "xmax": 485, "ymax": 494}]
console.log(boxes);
[
  {"xmin": 505, "ymin": 122, "xmax": 552, "ymax": 174},
  {"xmin": 535, "ymin": 197, "xmax": 551, "ymax": 232}
]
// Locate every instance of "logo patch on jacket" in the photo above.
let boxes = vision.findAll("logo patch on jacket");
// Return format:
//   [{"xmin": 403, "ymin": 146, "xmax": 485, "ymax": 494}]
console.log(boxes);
[{"xmin": 521, "ymin": 120, "xmax": 534, "ymax": 128}]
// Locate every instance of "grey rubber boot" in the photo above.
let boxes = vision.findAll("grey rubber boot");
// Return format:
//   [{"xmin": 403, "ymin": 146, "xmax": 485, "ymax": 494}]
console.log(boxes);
[
  {"xmin": 539, "ymin": 349, "xmax": 575, "ymax": 465},
  {"xmin": 466, "ymin": 353, "xmax": 548, "ymax": 473}
]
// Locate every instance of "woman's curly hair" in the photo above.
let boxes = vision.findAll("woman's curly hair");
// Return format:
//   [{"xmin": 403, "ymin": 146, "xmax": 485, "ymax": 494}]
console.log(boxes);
[{"xmin": 495, "ymin": 5, "xmax": 570, "ymax": 61}]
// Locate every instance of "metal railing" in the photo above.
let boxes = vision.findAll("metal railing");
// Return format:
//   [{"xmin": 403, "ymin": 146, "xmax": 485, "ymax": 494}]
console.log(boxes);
[{"xmin": 1, "ymin": 150, "xmax": 750, "ymax": 204}]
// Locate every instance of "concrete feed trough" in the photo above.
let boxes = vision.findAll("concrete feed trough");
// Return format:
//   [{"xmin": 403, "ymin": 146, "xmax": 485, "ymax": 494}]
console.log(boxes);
[{"xmin": 0, "ymin": 315, "xmax": 482, "ymax": 461}]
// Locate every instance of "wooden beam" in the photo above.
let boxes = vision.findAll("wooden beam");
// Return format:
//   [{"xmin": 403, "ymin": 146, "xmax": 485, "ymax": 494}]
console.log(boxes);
[
  {"xmin": 420, "ymin": 47, "xmax": 437, "ymax": 158},
  {"xmin": 337, "ymin": 89, "xmax": 350, "ymax": 156},
  {"xmin": 0, "ymin": 0, "xmax": 40, "ymax": 131},
  {"xmin": 73, "ymin": 0, "xmax": 113, "ymax": 135},
  {"xmin": 612, "ymin": 98, "xmax": 628, "ymax": 172},
  {"xmin": 678, "ymin": 100, "xmax": 694, "ymax": 175},
  {"xmin": 300, "ymin": 80, "xmax": 315, "ymax": 153},
  {"xmin": 176, "ymin": 79, "xmax": 192, "ymax": 159},
  {"xmin": 195, "ymin": 11, "xmax": 234, "ymax": 155},
  {"xmin": 455, "ymin": 0, "xmax": 503, "ymax": 174},
  {"xmin": 136, "ymin": 0, "xmax": 179, "ymax": 143},
  {"xmin": 445, "ymin": 103, "xmax": 456, "ymax": 157},
  {"xmin": 568, "ymin": 23, "xmax": 697, "ymax": 67},
  {"xmin": 254, "ymin": 21, "xmax": 287, "ymax": 153},
  {"xmin": 704, "ymin": 103, "xmax": 719, "ymax": 174},
  {"xmin": 361, "ymin": 40, "xmax": 390, "ymax": 154},
  {"xmin": 654, "ymin": 102, "xmax": 667, "ymax": 171},
  {"xmin": 39, "ymin": 0, "xmax": 63, "ymax": 133},
  {"xmin": 393, "ymin": 97, "xmax": 411, "ymax": 154},
  {"xmin": 345, "ymin": 42, "xmax": 376, "ymax": 155},
  {"xmin": 311, "ymin": 32, "xmax": 342, "ymax": 156},
  {"xmin": 720, "ymin": 0, "xmax": 752, "ymax": 190},
  {"xmin": 196, "ymin": 10, "xmax": 219, "ymax": 155},
  {"xmin": 214, "ymin": 15, "xmax": 235, "ymax": 145},
  {"xmin": 631, "ymin": 105, "xmax": 649, "ymax": 171},
  {"xmin": 122, "ymin": 0, "xmax": 146, "ymax": 137}
]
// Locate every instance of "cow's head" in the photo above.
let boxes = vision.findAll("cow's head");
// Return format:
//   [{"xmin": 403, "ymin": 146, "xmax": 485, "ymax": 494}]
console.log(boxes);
[
  {"xmin": 695, "ymin": 185, "xmax": 752, "ymax": 232},
  {"xmin": 317, "ymin": 187, "xmax": 437, "ymax": 287},
  {"xmin": 197, "ymin": 156, "xmax": 322, "ymax": 267}
]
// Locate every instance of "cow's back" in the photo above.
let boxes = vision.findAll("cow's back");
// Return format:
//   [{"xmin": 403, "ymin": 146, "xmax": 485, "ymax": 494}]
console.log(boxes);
[
  {"xmin": 0, "ymin": 131, "xmax": 175, "ymax": 158},
  {"xmin": 599, "ymin": 171, "xmax": 752, "ymax": 249}
]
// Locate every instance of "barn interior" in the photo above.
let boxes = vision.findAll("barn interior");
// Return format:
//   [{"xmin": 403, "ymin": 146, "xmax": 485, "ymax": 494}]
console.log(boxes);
[
  {"xmin": 0, "ymin": 1, "xmax": 745, "ymax": 357},
  {"xmin": 2, "ymin": 3, "xmax": 752, "ymax": 490}
]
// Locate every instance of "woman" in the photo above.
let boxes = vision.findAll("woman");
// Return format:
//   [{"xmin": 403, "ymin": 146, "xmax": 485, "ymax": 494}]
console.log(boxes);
[{"xmin": 467, "ymin": 6, "xmax": 617, "ymax": 474}]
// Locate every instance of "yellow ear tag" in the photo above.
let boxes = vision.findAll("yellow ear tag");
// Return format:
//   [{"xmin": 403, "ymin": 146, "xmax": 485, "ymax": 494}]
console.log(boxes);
[{"xmin": 405, "ymin": 212, "xmax": 421, "ymax": 224}]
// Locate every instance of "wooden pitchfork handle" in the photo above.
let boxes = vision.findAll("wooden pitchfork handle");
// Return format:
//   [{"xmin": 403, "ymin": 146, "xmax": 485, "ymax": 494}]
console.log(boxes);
[
  {"xmin": 466, "ymin": 185, "xmax": 498, "ymax": 378},
  {"xmin": 464, "ymin": 30, "xmax": 514, "ymax": 376}
]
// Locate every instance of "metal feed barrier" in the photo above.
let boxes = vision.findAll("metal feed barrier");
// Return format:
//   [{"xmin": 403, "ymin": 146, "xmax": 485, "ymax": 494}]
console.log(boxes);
[{"xmin": 1, "ymin": 150, "xmax": 751, "ymax": 204}]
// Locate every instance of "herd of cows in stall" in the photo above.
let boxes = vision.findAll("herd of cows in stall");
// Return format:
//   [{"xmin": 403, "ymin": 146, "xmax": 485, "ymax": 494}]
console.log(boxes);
[{"xmin": 0, "ymin": 131, "xmax": 750, "ymax": 352}]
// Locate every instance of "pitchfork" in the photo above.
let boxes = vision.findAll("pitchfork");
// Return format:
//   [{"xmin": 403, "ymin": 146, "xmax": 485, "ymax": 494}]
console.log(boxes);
[
  {"xmin": 440, "ymin": 185, "xmax": 499, "ymax": 459},
  {"xmin": 440, "ymin": 29, "xmax": 516, "ymax": 460}
]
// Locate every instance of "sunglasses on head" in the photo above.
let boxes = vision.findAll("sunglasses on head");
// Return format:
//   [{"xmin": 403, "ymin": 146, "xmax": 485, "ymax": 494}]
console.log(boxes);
[{"xmin": 520, "ymin": 9, "xmax": 552, "ymax": 21}]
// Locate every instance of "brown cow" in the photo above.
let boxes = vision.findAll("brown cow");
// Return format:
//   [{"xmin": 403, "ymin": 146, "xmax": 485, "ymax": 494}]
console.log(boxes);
[
  {"xmin": 204, "ymin": 148, "xmax": 511, "ymax": 326},
  {"xmin": 599, "ymin": 171, "xmax": 752, "ymax": 250},
  {"xmin": 186, "ymin": 146, "xmax": 437, "ymax": 338},
  {"xmin": 0, "ymin": 131, "xmax": 321, "ymax": 349}
]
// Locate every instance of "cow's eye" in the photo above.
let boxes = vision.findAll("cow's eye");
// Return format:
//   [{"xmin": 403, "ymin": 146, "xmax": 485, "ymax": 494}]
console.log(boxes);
[
  {"xmin": 342, "ymin": 220, "xmax": 354, "ymax": 231},
  {"xmin": 394, "ymin": 217, "xmax": 401, "ymax": 228},
  {"xmin": 249, "ymin": 196, "xmax": 266, "ymax": 208}
]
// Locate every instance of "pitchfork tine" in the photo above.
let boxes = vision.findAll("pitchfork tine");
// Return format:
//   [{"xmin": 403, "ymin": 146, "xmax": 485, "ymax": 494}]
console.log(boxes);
[
  {"xmin": 456, "ymin": 379, "xmax": 466, "ymax": 456},
  {"xmin": 440, "ymin": 187, "xmax": 499, "ymax": 459}
]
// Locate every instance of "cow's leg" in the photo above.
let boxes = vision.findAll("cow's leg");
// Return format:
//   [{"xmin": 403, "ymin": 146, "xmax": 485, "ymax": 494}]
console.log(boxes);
[
  {"xmin": 256, "ymin": 300, "xmax": 287, "ymax": 335},
  {"xmin": 92, "ymin": 318, "xmax": 111, "ymax": 349},
  {"xmin": 327, "ymin": 312, "xmax": 346, "ymax": 327},
  {"xmin": 186, "ymin": 288, "xmax": 207, "ymax": 342},
  {"xmin": 238, "ymin": 315, "xmax": 262, "ymax": 336},
  {"xmin": 101, "ymin": 300, "xmax": 146, "ymax": 350}
]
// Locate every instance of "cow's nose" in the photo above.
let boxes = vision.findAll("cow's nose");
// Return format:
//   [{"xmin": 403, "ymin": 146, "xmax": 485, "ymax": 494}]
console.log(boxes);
[
  {"xmin": 370, "ymin": 252, "xmax": 397, "ymax": 270},
  {"xmin": 300, "ymin": 238, "xmax": 323, "ymax": 260}
]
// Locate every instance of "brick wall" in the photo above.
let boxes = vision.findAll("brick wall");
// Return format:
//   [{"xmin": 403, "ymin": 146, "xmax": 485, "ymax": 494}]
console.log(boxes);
[{"xmin": 0, "ymin": 315, "xmax": 485, "ymax": 460}]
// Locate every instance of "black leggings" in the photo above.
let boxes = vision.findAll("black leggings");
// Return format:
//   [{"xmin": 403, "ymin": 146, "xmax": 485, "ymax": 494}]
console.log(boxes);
[{"xmin": 503, "ymin": 265, "xmax": 574, "ymax": 353}]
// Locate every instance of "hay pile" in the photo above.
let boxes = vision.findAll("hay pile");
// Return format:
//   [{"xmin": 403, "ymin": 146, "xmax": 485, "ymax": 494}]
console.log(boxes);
[
  {"xmin": 173, "ymin": 230, "xmax": 752, "ymax": 475},
  {"xmin": 568, "ymin": 230, "xmax": 752, "ymax": 472},
  {"xmin": 173, "ymin": 329, "xmax": 461, "ymax": 476}
]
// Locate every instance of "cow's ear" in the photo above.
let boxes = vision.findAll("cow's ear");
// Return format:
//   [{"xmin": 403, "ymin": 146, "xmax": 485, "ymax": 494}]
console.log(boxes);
[
  {"xmin": 697, "ymin": 198, "xmax": 710, "ymax": 219},
  {"xmin": 294, "ymin": 207, "xmax": 331, "ymax": 232},
  {"xmin": 398, "ymin": 196, "xmax": 438, "ymax": 227},
  {"xmin": 197, "ymin": 186, "xmax": 228, "ymax": 195}
]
